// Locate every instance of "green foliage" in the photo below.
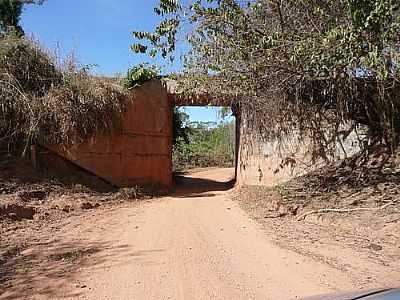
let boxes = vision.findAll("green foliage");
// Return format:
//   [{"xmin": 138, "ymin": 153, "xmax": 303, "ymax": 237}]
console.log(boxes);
[
  {"xmin": 122, "ymin": 64, "xmax": 159, "ymax": 89},
  {"xmin": 173, "ymin": 107, "xmax": 191, "ymax": 145},
  {"xmin": 349, "ymin": 0, "xmax": 398, "ymax": 34},
  {"xmin": 135, "ymin": 0, "xmax": 400, "ymax": 160},
  {"xmin": 218, "ymin": 107, "xmax": 232, "ymax": 120},
  {"xmin": 132, "ymin": 0, "xmax": 181, "ymax": 61},
  {"xmin": 173, "ymin": 118, "xmax": 236, "ymax": 170},
  {"xmin": 0, "ymin": 0, "xmax": 45, "ymax": 36}
]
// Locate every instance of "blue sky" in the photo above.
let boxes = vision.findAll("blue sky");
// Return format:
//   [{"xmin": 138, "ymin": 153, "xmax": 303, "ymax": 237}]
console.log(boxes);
[
  {"xmin": 21, "ymin": 0, "xmax": 228, "ymax": 122},
  {"xmin": 22, "ymin": 0, "xmax": 162, "ymax": 76}
]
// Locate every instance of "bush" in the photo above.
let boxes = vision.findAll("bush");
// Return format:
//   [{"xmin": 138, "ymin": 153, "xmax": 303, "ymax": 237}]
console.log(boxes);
[
  {"xmin": 0, "ymin": 35, "xmax": 127, "ymax": 154},
  {"xmin": 39, "ymin": 73, "xmax": 127, "ymax": 144},
  {"xmin": 173, "ymin": 120, "xmax": 236, "ymax": 171},
  {"xmin": 0, "ymin": 35, "xmax": 61, "ymax": 94},
  {"xmin": 122, "ymin": 64, "xmax": 159, "ymax": 89}
]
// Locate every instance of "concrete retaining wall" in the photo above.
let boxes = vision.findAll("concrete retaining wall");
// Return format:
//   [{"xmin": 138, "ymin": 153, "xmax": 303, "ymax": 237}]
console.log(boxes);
[
  {"xmin": 45, "ymin": 80, "xmax": 173, "ymax": 188},
  {"xmin": 40, "ymin": 78, "xmax": 360, "ymax": 189},
  {"xmin": 236, "ymin": 116, "xmax": 361, "ymax": 187}
]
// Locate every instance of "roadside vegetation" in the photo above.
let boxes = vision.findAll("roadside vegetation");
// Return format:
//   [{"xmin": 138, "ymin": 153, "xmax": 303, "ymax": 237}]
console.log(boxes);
[
  {"xmin": 172, "ymin": 108, "xmax": 235, "ymax": 171},
  {"xmin": 0, "ymin": 34, "xmax": 127, "ymax": 155},
  {"xmin": 1, "ymin": 2, "xmax": 127, "ymax": 154},
  {"xmin": 134, "ymin": 0, "xmax": 400, "ymax": 164}
]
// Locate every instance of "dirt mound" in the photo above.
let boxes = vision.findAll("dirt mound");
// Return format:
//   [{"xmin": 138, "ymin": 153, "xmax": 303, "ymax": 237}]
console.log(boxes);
[
  {"xmin": 0, "ymin": 157, "xmax": 132, "ymax": 229},
  {"xmin": 243, "ymin": 147, "xmax": 400, "ymax": 222},
  {"xmin": 286, "ymin": 146, "xmax": 400, "ymax": 195}
]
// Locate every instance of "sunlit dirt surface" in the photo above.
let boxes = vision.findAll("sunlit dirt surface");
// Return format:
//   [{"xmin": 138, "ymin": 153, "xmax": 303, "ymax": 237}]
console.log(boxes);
[{"xmin": 1, "ymin": 168, "xmax": 398, "ymax": 300}]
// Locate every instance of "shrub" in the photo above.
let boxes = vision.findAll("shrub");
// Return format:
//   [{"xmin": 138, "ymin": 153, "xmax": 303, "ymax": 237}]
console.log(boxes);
[
  {"xmin": 0, "ymin": 35, "xmax": 127, "ymax": 154},
  {"xmin": 0, "ymin": 35, "xmax": 61, "ymax": 94},
  {"xmin": 122, "ymin": 64, "xmax": 159, "ymax": 89},
  {"xmin": 173, "ymin": 120, "xmax": 236, "ymax": 171},
  {"xmin": 39, "ymin": 72, "xmax": 127, "ymax": 144}
]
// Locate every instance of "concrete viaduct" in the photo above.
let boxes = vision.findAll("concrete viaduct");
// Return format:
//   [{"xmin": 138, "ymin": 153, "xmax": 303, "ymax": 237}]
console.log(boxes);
[{"xmin": 39, "ymin": 80, "xmax": 289, "ymax": 189}]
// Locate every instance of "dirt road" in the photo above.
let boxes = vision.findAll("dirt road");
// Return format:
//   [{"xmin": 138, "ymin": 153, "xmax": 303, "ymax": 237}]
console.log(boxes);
[{"xmin": 1, "ymin": 169, "xmax": 371, "ymax": 299}]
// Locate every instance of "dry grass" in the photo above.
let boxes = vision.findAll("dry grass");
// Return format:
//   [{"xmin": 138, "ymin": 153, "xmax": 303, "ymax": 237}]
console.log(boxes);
[{"xmin": 0, "ymin": 35, "xmax": 127, "ymax": 154}]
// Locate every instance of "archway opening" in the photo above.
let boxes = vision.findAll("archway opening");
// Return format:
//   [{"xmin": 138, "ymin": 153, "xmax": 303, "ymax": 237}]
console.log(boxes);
[{"xmin": 172, "ymin": 106, "xmax": 238, "ymax": 192}]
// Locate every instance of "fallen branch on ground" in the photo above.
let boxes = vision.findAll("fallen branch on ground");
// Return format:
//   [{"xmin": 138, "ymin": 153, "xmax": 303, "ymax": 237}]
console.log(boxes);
[
  {"xmin": 385, "ymin": 217, "xmax": 400, "ymax": 224},
  {"xmin": 297, "ymin": 202, "xmax": 398, "ymax": 221},
  {"xmin": 264, "ymin": 213, "xmax": 287, "ymax": 219}
]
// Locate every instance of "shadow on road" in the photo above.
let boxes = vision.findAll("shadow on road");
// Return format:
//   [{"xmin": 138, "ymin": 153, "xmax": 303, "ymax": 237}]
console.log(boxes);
[{"xmin": 173, "ymin": 174, "xmax": 235, "ymax": 198}]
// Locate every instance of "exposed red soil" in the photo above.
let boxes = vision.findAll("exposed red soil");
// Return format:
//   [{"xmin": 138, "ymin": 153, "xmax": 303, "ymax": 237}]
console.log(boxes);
[{"xmin": 0, "ymin": 167, "xmax": 399, "ymax": 299}]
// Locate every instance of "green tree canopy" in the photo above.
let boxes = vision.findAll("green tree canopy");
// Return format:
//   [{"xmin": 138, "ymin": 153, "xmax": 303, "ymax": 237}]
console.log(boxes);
[
  {"xmin": 0, "ymin": 0, "xmax": 45, "ymax": 36},
  {"xmin": 133, "ymin": 0, "xmax": 400, "ymax": 160}
]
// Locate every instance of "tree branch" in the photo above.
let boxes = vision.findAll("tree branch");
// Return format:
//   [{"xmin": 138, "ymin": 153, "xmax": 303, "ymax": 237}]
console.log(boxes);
[{"xmin": 297, "ymin": 201, "xmax": 398, "ymax": 221}]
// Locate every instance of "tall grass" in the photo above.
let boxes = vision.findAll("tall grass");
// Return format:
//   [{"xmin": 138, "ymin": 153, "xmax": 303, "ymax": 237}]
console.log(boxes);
[{"xmin": 0, "ymin": 35, "xmax": 127, "ymax": 155}]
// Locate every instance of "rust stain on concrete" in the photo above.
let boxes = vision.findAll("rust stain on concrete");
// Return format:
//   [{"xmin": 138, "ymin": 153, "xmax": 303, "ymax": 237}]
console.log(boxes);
[{"xmin": 46, "ymin": 80, "xmax": 173, "ymax": 188}]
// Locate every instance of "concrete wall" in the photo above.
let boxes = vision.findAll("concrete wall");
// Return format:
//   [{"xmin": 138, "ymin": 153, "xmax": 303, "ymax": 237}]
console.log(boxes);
[
  {"xmin": 45, "ymin": 80, "xmax": 173, "ymax": 188},
  {"xmin": 41, "ymin": 78, "xmax": 361, "ymax": 189},
  {"xmin": 236, "ymin": 137, "xmax": 296, "ymax": 187},
  {"xmin": 236, "ymin": 115, "xmax": 361, "ymax": 187}
]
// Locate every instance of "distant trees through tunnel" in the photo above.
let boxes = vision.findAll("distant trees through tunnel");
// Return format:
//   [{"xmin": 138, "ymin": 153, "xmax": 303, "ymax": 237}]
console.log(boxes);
[{"xmin": 172, "ymin": 106, "xmax": 236, "ymax": 173}]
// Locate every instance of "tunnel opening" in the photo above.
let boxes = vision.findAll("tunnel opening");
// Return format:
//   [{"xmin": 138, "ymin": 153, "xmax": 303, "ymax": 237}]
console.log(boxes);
[{"xmin": 171, "ymin": 106, "xmax": 239, "ymax": 191}]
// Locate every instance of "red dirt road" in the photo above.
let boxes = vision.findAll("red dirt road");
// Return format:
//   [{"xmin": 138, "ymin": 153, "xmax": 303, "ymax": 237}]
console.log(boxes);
[{"xmin": 0, "ymin": 168, "xmax": 374, "ymax": 299}]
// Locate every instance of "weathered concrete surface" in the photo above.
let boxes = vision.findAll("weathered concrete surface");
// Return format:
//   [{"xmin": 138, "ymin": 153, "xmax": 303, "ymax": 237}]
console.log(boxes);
[
  {"xmin": 46, "ymin": 80, "xmax": 173, "ymax": 188},
  {"xmin": 237, "ymin": 142, "xmax": 295, "ymax": 187},
  {"xmin": 235, "ymin": 127, "xmax": 295, "ymax": 186},
  {"xmin": 236, "ymin": 121, "xmax": 361, "ymax": 187},
  {"xmin": 42, "ymin": 77, "xmax": 359, "ymax": 189}
]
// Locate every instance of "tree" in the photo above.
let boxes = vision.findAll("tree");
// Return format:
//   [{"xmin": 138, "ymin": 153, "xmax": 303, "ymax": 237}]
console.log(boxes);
[
  {"xmin": 173, "ymin": 107, "xmax": 191, "ymax": 145},
  {"xmin": 0, "ymin": 0, "xmax": 45, "ymax": 36},
  {"xmin": 172, "ymin": 119, "xmax": 236, "ymax": 170},
  {"xmin": 132, "ymin": 0, "xmax": 400, "ymax": 160}
]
